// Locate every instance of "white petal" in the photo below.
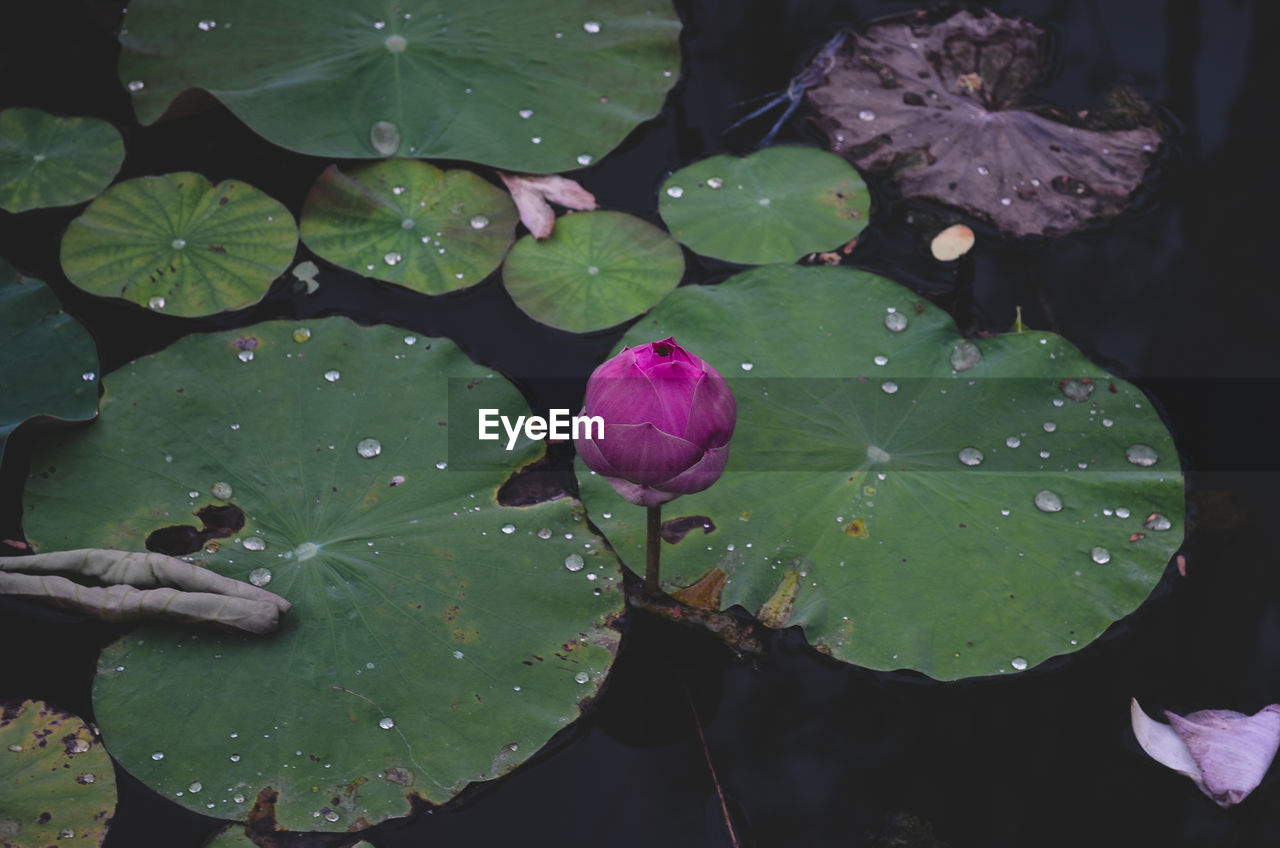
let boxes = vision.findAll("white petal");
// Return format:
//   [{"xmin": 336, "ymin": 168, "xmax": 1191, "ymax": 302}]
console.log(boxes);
[{"xmin": 1131, "ymin": 698, "xmax": 1203, "ymax": 785}]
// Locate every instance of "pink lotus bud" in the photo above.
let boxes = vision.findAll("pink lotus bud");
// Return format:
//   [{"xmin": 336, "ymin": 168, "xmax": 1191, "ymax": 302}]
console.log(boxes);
[{"xmin": 575, "ymin": 338, "xmax": 735, "ymax": 507}]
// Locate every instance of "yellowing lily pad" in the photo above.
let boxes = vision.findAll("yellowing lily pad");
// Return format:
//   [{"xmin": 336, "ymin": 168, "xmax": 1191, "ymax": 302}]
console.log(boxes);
[
  {"xmin": 59, "ymin": 172, "xmax": 298, "ymax": 317},
  {"xmin": 659, "ymin": 146, "xmax": 869, "ymax": 264},
  {"xmin": 300, "ymin": 160, "xmax": 518, "ymax": 294},
  {"xmin": 0, "ymin": 108, "xmax": 124, "ymax": 213},
  {"xmin": 0, "ymin": 700, "xmax": 116, "ymax": 847},
  {"xmin": 502, "ymin": 211, "xmax": 684, "ymax": 333}
]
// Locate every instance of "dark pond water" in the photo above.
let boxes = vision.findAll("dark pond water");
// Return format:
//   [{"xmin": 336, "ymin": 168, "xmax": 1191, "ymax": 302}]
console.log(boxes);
[{"xmin": 1, "ymin": 1, "xmax": 1277, "ymax": 846}]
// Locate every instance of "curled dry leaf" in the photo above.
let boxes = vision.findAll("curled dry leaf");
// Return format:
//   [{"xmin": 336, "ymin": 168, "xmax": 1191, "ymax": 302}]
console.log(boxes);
[
  {"xmin": 0, "ymin": 548, "xmax": 290, "ymax": 633},
  {"xmin": 805, "ymin": 10, "xmax": 1161, "ymax": 236},
  {"xmin": 1131, "ymin": 698, "xmax": 1280, "ymax": 808},
  {"xmin": 499, "ymin": 172, "xmax": 597, "ymax": 239}
]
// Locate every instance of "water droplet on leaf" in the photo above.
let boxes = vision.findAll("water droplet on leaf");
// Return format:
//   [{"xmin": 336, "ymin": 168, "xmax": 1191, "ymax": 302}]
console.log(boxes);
[
  {"xmin": 248, "ymin": 568, "xmax": 272, "ymax": 587},
  {"xmin": 1034, "ymin": 490, "xmax": 1063, "ymax": 512},
  {"xmin": 370, "ymin": 120, "xmax": 401, "ymax": 156},
  {"xmin": 1126, "ymin": 444, "xmax": 1158, "ymax": 466},
  {"xmin": 1091, "ymin": 546, "xmax": 1111, "ymax": 564},
  {"xmin": 564, "ymin": 554, "xmax": 584, "ymax": 572},
  {"xmin": 357, "ymin": 438, "xmax": 382, "ymax": 458},
  {"xmin": 957, "ymin": 447, "xmax": 984, "ymax": 466},
  {"xmin": 884, "ymin": 312, "xmax": 908, "ymax": 332}
]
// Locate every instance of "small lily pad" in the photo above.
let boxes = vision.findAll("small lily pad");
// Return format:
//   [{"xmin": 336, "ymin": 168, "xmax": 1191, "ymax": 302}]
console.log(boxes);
[
  {"xmin": 658, "ymin": 146, "xmax": 869, "ymax": 264},
  {"xmin": 59, "ymin": 172, "xmax": 298, "ymax": 316},
  {"xmin": 577, "ymin": 264, "xmax": 1183, "ymax": 680},
  {"xmin": 118, "ymin": 0, "xmax": 681, "ymax": 172},
  {"xmin": 0, "ymin": 700, "xmax": 116, "ymax": 847},
  {"xmin": 0, "ymin": 260, "xmax": 98, "ymax": 467},
  {"xmin": 502, "ymin": 211, "xmax": 684, "ymax": 333},
  {"xmin": 805, "ymin": 11, "xmax": 1161, "ymax": 236},
  {"xmin": 23, "ymin": 319, "xmax": 623, "ymax": 830},
  {"xmin": 300, "ymin": 160, "xmax": 518, "ymax": 294},
  {"xmin": 0, "ymin": 108, "xmax": 124, "ymax": 213}
]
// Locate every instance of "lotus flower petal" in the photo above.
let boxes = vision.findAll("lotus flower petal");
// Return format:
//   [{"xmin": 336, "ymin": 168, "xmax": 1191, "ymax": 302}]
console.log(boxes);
[
  {"xmin": 1131, "ymin": 698, "xmax": 1280, "ymax": 808},
  {"xmin": 499, "ymin": 173, "xmax": 597, "ymax": 239}
]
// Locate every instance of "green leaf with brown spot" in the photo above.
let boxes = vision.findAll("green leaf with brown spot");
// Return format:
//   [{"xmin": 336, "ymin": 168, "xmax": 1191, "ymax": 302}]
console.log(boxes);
[{"xmin": 59, "ymin": 172, "xmax": 298, "ymax": 317}]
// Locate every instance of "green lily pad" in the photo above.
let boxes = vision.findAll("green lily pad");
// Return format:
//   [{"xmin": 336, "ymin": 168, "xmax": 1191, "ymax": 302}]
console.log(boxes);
[
  {"xmin": 22, "ymin": 319, "xmax": 622, "ymax": 830},
  {"xmin": 0, "ymin": 260, "xmax": 99, "ymax": 467},
  {"xmin": 0, "ymin": 108, "xmax": 124, "ymax": 213},
  {"xmin": 502, "ymin": 211, "xmax": 684, "ymax": 333},
  {"xmin": 0, "ymin": 700, "xmax": 116, "ymax": 847},
  {"xmin": 118, "ymin": 0, "xmax": 681, "ymax": 173},
  {"xmin": 658, "ymin": 146, "xmax": 870, "ymax": 264},
  {"xmin": 59, "ymin": 172, "xmax": 298, "ymax": 317},
  {"xmin": 577, "ymin": 265, "xmax": 1183, "ymax": 681},
  {"xmin": 300, "ymin": 161, "xmax": 517, "ymax": 294}
]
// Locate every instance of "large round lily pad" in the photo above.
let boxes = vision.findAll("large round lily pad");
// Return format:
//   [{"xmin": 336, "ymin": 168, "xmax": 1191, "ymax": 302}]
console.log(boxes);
[
  {"xmin": 577, "ymin": 265, "xmax": 1183, "ymax": 680},
  {"xmin": 0, "ymin": 108, "xmax": 124, "ymax": 213},
  {"xmin": 502, "ymin": 210, "xmax": 684, "ymax": 333},
  {"xmin": 0, "ymin": 260, "xmax": 98, "ymax": 467},
  {"xmin": 300, "ymin": 160, "xmax": 517, "ymax": 294},
  {"xmin": 118, "ymin": 0, "xmax": 682, "ymax": 173},
  {"xmin": 1, "ymin": 700, "xmax": 116, "ymax": 847},
  {"xmin": 59, "ymin": 172, "xmax": 298, "ymax": 317},
  {"xmin": 22, "ymin": 319, "xmax": 622, "ymax": 830},
  {"xmin": 658, "ymin": 146, "xmax": 869, "ymax": 264}
]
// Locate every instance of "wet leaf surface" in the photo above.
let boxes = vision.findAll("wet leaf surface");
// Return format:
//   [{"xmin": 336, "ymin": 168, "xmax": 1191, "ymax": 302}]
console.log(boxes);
[
  {"xmin": 0, "ymin": 108, "xmax": 124, "ymax": 213},
  {"xmin": 59, "ymin": 172, "xmax": 298, "ymax": 317},
  {"xmin": 578, "ymin": 265, "xmax": 1183, "ymax": 680},
  {"xmin": 805, "ymin": 10, "xmax": 1161, "ymax": 236},
  {"xmin": 22, "ymin": 319, "xmax": 623, "ymax": 829},
  {"xmin": 659, "ymin": 146, "xmax": 869, "ymax": 264},
  {"xmin": 118, "ymin": 0, "xmax": 681, "ymax": 173},
  {"xmin": 0, "ymin": 700, "xmax": 116, "ymax": 847},
  {"xmin": 0, "ymin": 260, "xmax": 98, "ymax": 467}
]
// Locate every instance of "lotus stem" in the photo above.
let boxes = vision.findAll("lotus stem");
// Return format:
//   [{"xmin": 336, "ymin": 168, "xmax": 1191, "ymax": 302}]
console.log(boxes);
[{"xmin": 646, "ymin": 504, "xmax": 662, "ymax": 592}]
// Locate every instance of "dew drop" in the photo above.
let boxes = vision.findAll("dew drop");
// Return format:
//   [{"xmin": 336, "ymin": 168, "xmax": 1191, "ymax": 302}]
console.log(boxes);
[
  {"xmin": 435, "ymin": 460, "xmax": 447, "ymax": 470},
  {"xmin": 127, "ymin": 79, "xmax": 145, "ymax": 92},
  {"xmin": 242, "ymin": 537, "xmax": 265, "ymax": 552},
  {"xmin": 531, "ymin": 137, "xmax": 541, "ymax": 144},
  {"xmin": 873, "ymin": 355, "xmax": 889, "ymax": 366},
  {"xmin": 858, "ymin": 109, "xmax": 876, "ymax": 121},
  {"xmin": 957, "ymin": 447, "xmax": 984, "ymax": 466},
  {"xmin": 171, "ymin": 237, "xmax": 186, "ymax": 250},
  {"xmin": 1000, "ymin": 197, "xmax": 1012, "ymax": 206},
  {"xmin": 1011, "ymin": 656, "xmax": 1028, "ymax": 670},
  {"xmin": 151, "ymin": 751, "xmax": 164, "ymax": 760},
  {"xmin": 518, "ymin": 109, "xmax": 533, "ymax": 119},
  {"xmin": 32, "ymin": 153, "xmax": 45, "ymax": 162},
  {"xmin": 1090, "ymin": 546, "xmax": 1111, "ymax": 564},
  {"xmin": 976, "ymin": 165, "xmax": 989, "ymax": 176},
  {"xmin": 866, "ymin": 445, "xmax": 891, "ymax": 463},
  {"xmin": 248, "ymin": 568, "xmax": 272, "ymax": 587},
  {"xmin": 187, "ymin": 490, "xmax": 199, "ymax": 498},
  {"xmin": 1043, "ymin": 421, "xmax": 1057, "ymax": 433},
  {"xmin": 1060, "ymin": 379, "xmax": 1093, "ymax": 402},
  {"xmin": 1126, "ymin": 444, "xmax": 1158, "ymax": 466},
  {"xmin": 537, "ymin": 528, "xmax": 552, "ymax": 539},
  {"xmin": 881, "ymin": 381, "xmax": 898, "ymax": 394},
  {"xmin": 574, "ymin": 671, "xmax": 590, "ymax": 684},
  {"xmin": 740, "ymin": 362, "xmax": 754, "ymax": 371},
  {"xmin": 383, "ymin": 252, "xmax": 402, "ymax": 266},
  {"xmin": 586, "ymin": 265, "xmax": 600, "ymax": 275},
  {"xmin": 188, "ymin": 781, "xmax": 202, "ymax": 793},
  {"xmin": 583, "ymin": 20, "xmax": 601, "ymax": 33},
  {"xmin": 401, "ymin": 217, "xmax": 415, "ymax": 230},
  {"xmin": 292, "ymin": 327, "xmax": 311, "ymax": 343},
  {"xmin": 230, "ymin": 754, "xmax": 240, "ymax": 762},
  {"xmin": 501, "ymin": 524, "xmax": 516, "ymax": 535},
  {"xmin": 1102, "ymin": 418, "xmax": 1114, "ymax": 428},
  {"xmin": 370, "ymin": 120, "xmax": 401, "ymax": 156},
  {"xmin": 666, "ymin": 186, "xmax": 684, "ymax": 198},
  {"xmin": 884, "ymin": 312, "xmax": 908, "ymax": 332},
  {"xmin": 1115, "ymin": 507, "xmax": 1131, "ymax": 519},
  {"xmin": 373, "ymin": 20, "xmax": 386, "ymax": 29},
  {"xmin": 1144, "ymin": 513, "xmax": 1172, "ymax": 531},
  {"xmin": 949, "ymin": 341, "xmax": 981, "ymax": 371},
  {"xmin": 385, "ymin": 34, "xmax": 407, "ymax": 52},
  {"xmin": 357, "ymin": 438, "xmax": 382, "ymax": 458},
  {"xmin": 470, "ymin": 214, "xmax": 489, "ymax": 229},
  {"xmin": 324, "ymin": 809, "xmax": 340, "ymax": 823},
  {"xmin": 1034, "ymin": 490, "xmax": 1063, "ymax": 512},
  {"xmin": 324, "ymin": 369, "xmax": 340, "ymax": 382},
  {"xmin": 81, "ymin": 371, "xmax": 96, "ymax": 381},
  {"xmin": 233, "ymin": 793, "xmax": 245, "ymax": 804},
  {"xmin": 577, "ymin": 154, "xmax": 593, "ymax": 166},
  {"xmin": 197, "ymin": 19, "xmax": 216, "ymax": 31},
  {"xmin": 148, "ymin": 295, "xmax": 166, "ymax": 310},
  {"xmin": 1005, "ymin": 435, "xmax": 1021, "ymax": 448},
  {"xmin": 378, "ymin": 717, "xmax": 395, "ymax": 730},
  {"xmin": 238, "ymin": 350, "xmax": 254, "ymax": 362},
  {"xmin": 211, "ymin": 481, "xmax": 233, "ymax": 500},
  {"xmin": 564, "ymin": 554, "xmax": 585, "ymax": 572}
]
